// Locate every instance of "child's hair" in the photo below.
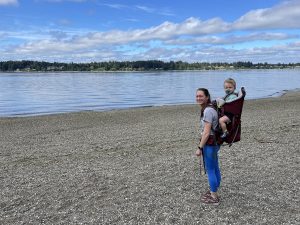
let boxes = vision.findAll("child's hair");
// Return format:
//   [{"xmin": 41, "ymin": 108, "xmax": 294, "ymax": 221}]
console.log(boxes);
[{"xmin": 224, "ymin": 78, "xmax": 236, "ymax": 89}]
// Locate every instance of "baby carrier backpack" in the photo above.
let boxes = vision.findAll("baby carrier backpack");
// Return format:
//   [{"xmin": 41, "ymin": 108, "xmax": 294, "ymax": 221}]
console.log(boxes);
[{"xmin": 214, "ymin": 87, "xmax": 246, "ymax": 147}]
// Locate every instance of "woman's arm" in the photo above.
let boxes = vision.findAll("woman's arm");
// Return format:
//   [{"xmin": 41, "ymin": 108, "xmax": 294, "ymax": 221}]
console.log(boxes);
[
  {"xmin": 199, "ymin": 121, "xmax": 212, "ymax": 149},
  {"xmin": 196, "ymin": 121, "xmax": 212, "ymax": 156}
]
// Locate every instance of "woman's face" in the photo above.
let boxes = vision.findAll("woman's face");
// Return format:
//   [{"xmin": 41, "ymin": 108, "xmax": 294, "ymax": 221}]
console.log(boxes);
[{"xmin": 196, "ymin": 90, "xmax": 208, "ymax": 106}]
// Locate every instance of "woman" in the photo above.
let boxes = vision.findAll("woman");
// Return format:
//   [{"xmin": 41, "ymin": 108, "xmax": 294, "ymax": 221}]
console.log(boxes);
[{"xmin": 195, "ymin": 88, "xmax": 221, "ymax": 205}]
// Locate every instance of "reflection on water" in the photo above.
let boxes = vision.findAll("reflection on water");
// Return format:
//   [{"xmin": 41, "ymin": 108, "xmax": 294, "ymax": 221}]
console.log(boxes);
[{"xmin": 0, "ymin": 69, "xmax": 300, "ymax": 117}]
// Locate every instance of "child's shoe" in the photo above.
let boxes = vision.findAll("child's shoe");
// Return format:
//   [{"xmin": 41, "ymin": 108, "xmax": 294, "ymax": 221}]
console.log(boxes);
[{"xmin": 221, "ymin": 131, "xmax": 228, "ymax": 139}]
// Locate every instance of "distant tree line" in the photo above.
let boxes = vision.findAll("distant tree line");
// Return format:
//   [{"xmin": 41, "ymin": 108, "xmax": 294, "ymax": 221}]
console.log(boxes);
[{"xmin": 0, "ymin": 60, "xmax": 299, "ymax": 72}]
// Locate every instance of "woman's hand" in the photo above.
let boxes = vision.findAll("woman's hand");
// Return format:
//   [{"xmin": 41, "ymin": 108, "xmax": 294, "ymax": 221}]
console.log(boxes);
[{"xmin": 196, "ymin": 148, "xmax": 202, "ymax": 156}]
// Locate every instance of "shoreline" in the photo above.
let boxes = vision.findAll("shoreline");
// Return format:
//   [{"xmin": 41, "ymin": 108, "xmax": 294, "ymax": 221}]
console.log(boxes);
[
  {"xmin": 1, "ymin": 67, "xmax": 300, "ymax": 74},
  {"xmin": 1, "ymin": 88, "xmax": 299, "ymax": 119},
  {"xmin": 1, "ymin": 90, "xmax": 299, "ymax": 224}
]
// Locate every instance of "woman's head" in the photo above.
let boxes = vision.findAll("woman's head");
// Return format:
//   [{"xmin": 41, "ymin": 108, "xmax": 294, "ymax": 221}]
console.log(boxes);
[
  {"xmin": 196, "ymin": 88, "xmax": 211, "ymax": 107},
  {"xmin": 224, "ymin": 78, "xmax": 236, "ymax": 95}
]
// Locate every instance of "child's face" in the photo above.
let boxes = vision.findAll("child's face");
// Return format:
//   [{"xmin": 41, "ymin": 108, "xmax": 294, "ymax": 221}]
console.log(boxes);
[{"xmin": 224, "ymin": 82, "xmax": 235, "ymax": 94}]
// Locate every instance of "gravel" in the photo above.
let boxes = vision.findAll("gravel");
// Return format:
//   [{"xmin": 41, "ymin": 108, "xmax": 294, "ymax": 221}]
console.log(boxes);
[{"xmin": 1, "ymin": 91, "xmax": 299, "ymax": 224}]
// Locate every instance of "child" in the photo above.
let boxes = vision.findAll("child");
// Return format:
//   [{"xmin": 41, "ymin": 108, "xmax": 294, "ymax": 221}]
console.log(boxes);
[{"xmin": 219, "ymin": 78, "xmax": 238, "ymax": 139}]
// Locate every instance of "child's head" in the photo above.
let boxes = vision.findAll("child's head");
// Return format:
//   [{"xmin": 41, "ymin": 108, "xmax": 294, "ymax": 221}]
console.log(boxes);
[{"xmin": 224, "ymin": 78, "xmax": 236, "ymax": 95}]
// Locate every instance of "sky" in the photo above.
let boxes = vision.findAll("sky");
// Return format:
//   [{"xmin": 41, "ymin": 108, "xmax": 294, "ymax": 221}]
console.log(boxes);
[{"xmin": 1, "ymin": 0, "xmax": 300, "ymax": 63}]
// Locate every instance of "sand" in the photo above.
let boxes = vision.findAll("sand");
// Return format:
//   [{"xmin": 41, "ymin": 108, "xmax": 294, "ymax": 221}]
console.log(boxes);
[{"xmin": 1, "ymin": 91, "xmax": 299, "ymax": 224}]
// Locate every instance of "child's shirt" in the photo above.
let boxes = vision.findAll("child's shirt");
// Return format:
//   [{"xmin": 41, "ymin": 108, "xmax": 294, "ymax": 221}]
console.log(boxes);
[{"xmin": 224, "ymin": 93, "xmax": 237, "ymax": 102}]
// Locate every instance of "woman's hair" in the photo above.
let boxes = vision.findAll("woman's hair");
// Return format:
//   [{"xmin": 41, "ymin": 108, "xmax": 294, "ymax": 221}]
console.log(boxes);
[
  {"xmin": 224, "ymin": 78, "xmax": 236, "ymax": 89},
  {"xmin": 196, "ymin": 88, "xmax": 211, "ymax": 117}
]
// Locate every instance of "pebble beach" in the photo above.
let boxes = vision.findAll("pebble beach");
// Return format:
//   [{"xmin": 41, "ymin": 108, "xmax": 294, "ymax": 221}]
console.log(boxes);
[{"xmin": 1, "ymin": 91, "xmax": 299, "ymax": 224}]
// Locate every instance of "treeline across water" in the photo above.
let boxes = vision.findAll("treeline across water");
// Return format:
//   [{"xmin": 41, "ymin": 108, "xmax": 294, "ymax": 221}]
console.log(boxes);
[{"xmin": 1, "ymin": 60, "xmax": 300, "ymax": 72}]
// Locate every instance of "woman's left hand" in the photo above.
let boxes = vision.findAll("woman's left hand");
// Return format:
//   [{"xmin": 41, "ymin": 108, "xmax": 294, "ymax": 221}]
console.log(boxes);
[{"xmin": 196, "ymin": 148, "xmax": 202, "ymax": 156}]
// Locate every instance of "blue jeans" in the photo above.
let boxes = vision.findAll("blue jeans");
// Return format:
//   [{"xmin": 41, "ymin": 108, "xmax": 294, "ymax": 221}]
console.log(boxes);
[{"xmin": 204, "ymin": 145, "xmax": 221, "ymax": 192}]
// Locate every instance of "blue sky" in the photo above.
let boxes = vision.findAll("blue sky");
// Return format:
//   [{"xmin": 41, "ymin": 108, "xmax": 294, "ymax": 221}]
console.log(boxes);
[{"xmin": 1, "ymin": 0, "xmax": 300, "ymax": 63}]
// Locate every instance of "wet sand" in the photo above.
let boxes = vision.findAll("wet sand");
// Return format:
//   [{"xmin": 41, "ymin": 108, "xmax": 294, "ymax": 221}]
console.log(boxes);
[{"xmin": 1, "ymin": 91, "xmax": 299, "ymax": 224}]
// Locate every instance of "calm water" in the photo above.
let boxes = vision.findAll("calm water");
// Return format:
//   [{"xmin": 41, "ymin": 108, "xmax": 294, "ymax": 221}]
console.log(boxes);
[{"xmin": 1, "ymin": 69, "xmax": 300, "ymax": 117}]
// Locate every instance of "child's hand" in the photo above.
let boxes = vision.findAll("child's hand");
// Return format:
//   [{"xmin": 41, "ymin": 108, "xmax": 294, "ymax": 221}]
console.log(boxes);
[{"xmin": 216, "ymin": 98, "xmax": 225, "ymax": 108}]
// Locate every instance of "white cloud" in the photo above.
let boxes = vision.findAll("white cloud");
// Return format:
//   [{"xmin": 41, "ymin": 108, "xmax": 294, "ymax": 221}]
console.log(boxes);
[
  {"xmin": 99, "ymin": 3, "xmax": 127, "ymax": 9},
  {"xmin": 2, "ymin": 0, "xmax": 300, "ymax": 63},
  {"xmin": 48, "ymin": 30, "xmax": 68, "ymax": 40},
  {"xmin": 233, "ymin": 0, "xmax": 300, "ymax": 30},
  {"xmin": 137, "ymin": 43, "xmax": 300, "ymax": 63},
  {"xmin": 135, "ymin": 5, "xmax": 155, "ymax": 13},
  {"xmin": 100, "ymin": 3, "xmax": 175, "ymax": 16},
  {"xmin": 4, "ymin": 39, "xmax": 300, "ymax": 63},
  {"xmin": 0, "ymin": 0, "xmax": 18, "ymax": 6},
  {"xmin": 6, "ymin": 10, "xmax": 297, "ymax": 56},
  {"xmin": 3, "ymin": 17, "xmax": 229, "ymax": 54},
  {"xmin": 165, "ymin": 32, "xmax": 299, "ymax": 45}
]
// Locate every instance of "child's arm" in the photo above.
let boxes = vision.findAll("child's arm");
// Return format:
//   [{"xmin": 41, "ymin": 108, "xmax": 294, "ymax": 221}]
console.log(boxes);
[{"xmin": 225, "ymin": 93, "xmax": 238, "ymax": 102}]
